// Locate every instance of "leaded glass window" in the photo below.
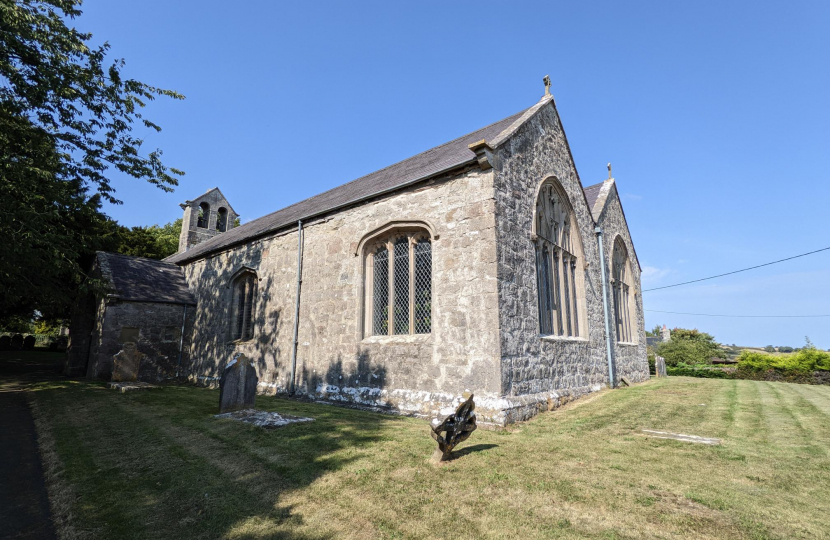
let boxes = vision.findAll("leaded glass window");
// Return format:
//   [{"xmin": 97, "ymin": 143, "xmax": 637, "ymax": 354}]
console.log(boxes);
[
  {"xmin": 612, "ymin": 237, "xmax": 634, "ymax": 343},
  {"xmin": 534, "ymin": 180, "xmax": 584, "ymax": 338},
  {"xmin": 366, "ymin": 231, "xmax": 432, "ymax": 336},
  {"xmin": 230, "ymin": 272, "xmax": 256, "ymax": 341}
]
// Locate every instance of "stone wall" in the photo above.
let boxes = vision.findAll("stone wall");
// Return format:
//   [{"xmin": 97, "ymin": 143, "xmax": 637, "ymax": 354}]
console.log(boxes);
[
  {"xmin": 490, "ymin": 100, "xmax": 647, "ymax": 421},
  {"xmin": 181, "ymin": 167, "xmax": 507, "ymax": 423},
  {"xmin": 86, "ymin": 300, "xmax": 195, "ymax": 382}
]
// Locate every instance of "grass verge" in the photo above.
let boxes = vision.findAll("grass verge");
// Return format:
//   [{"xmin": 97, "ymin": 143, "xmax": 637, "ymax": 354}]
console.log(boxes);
[{"xmin": 28, "ymin": 376, "xmax": 830, "ymax": 540}]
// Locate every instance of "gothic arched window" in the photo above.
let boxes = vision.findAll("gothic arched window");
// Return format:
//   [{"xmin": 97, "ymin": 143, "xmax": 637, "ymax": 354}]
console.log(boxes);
[
  {"xmin": 612, "ymin": 237, "xmax": 635, "ymax": 343},
  {"xmin": 534, "ymin": 179, "xmax": 585, "ymax": 337},
  {"xmin": 364, "ymin": 230, "xmax": 432, "ymax": 336},
  {"xmin": 216, "ymin": 207, "xmax": 228, "ymax": 232},
  {"xmin": 230, "ymin": 271, "xmax": 256, "ymax": 341},
  {"xmin": 197, "ymin": 202, "xmax": 210, "ymax": 229}
]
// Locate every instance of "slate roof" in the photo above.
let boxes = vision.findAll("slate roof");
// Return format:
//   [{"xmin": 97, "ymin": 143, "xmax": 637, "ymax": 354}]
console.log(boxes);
[
  {"xmin": 98, "ymin": 252, "xmax": 196, "ymax": 305},
  {"xmin": 583, "ymin": 181, "xmax": 604, "ymax": 211},
  {"xmin": 167, "ymin": 107, "xmax": 531, "ymax": 264}
]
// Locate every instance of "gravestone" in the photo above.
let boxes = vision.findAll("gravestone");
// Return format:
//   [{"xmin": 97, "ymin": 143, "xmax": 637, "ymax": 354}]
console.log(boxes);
[
  {"xmin": 0, "ymin": 335, "xmax": 10, "ymax": 350},
  {"xmin": 430, "ymin": 394, "xmax": 477, "ymax": 463},
  {"xmin": 112, "ymin": 342, "xmax": 144, "ymax": 382},
  {"xmin": 10, "ymin": 334, "xmax": 23, "ymax": 350},
  {"xmin": 655, "ymin": 356, "xmax": 667, "ymax": 377},
  {"xmin": 22, "ymin": 335, "xmax": 36, "ymax": 350},
  {"xmin": 219, "ymin": 354, "xmax": 258, "ymax": 413}
]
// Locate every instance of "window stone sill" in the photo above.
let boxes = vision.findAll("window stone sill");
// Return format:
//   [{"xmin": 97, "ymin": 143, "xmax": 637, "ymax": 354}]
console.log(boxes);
[
  {"xmin": 361, "ymin": 334, "xmax": 431, "ymax": 345},
  {"xmin": 617, "ymin": 341, "xmax": 639, "ymax": 347},
  {"xmin": 540, "ymin": 335, "xmax": 589, "ymax": 344}
]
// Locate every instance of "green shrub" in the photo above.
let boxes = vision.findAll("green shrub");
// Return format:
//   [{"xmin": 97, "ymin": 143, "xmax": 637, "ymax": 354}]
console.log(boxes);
[{"xmin": 737, "ymin": 349, "xmax": 830, "ymax": 374}]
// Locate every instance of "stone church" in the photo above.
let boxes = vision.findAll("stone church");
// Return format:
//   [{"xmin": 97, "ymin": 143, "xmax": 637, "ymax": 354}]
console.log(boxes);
[{"xmin": 66, "ymin": 87, "xmax": 648, "ymax": 425}]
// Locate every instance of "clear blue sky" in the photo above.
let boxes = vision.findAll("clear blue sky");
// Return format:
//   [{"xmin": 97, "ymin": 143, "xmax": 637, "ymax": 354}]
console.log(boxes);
[{"xmin": 79, "ymin": 0, "xmax": 830, "ymax": 348}]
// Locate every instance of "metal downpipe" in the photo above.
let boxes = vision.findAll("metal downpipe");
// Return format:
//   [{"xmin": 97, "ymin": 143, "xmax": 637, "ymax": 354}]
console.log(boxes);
[
  {"xmin": 595, "ymin": 226, "xmax": 615, "ymax": 388},
  {"xmin": 289, "ymin": 220, "xmax": 304, "ymax": 395}
]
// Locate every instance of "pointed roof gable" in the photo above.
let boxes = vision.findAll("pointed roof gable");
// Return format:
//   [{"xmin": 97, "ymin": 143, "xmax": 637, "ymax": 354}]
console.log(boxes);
[
  {"xmin": 167, "ymin": 105, "xmax": 533, "ymax": 264},
  {"xmin": 180, "ymin": 187, "xmax": 238, "ymax": 215}
]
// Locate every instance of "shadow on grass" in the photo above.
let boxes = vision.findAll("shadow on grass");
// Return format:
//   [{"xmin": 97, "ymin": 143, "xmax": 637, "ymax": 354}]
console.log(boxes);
[
  {"xmin": 447, "ymin": 443, "xmax": 499, "ymax": 461},
  {"xmin": 25, "ymin": 369, "xmax": 409, "ymax": 540}
]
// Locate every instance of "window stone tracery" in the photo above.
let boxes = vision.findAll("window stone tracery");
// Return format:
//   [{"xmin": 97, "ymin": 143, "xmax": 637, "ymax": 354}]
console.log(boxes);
[{"xmin": 534, "ymin": 180, "xmax": 584, "ymax": 337}]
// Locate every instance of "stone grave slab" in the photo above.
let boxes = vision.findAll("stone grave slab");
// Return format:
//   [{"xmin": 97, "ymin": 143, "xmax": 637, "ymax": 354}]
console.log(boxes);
[
  {"xmin": 214, "ymin": 409, "xmax": 313, "ymax": 429},
  {"xmin": 112, "ymin": 342, "xmax": 144, "ymax": 382},
  {"xmin": 108, "ymin": 381, "xmax": 158, "ymax": 393},
  {"xmin": 219, "ymin": 353, "xmax": 258, "ymax": 413},
  {"xmin": 655, "ymin": 356, "xmax": 667, "ymax": 377},
  {"xmin": 642, "ymin": 429, "xmax": 721, "ymax": 445}
]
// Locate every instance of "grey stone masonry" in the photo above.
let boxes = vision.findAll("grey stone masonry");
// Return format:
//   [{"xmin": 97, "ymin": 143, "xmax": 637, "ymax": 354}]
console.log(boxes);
[
  {"xmin": 85, "ymin": 299, "xmax": 195, "ymax": 382},
  {"xmin": 178, "ymin": 188, "xmax": 239, "ymax": 253},
  {"xmin": 488, "ymin": 96, "xmax": 648, "ymax": 422}
]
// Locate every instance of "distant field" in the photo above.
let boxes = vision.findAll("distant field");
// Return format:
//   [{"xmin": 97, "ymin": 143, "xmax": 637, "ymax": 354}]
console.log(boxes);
[{"xmin": 26, "ymin": 375, "xmax": 830, "ymax": 539}]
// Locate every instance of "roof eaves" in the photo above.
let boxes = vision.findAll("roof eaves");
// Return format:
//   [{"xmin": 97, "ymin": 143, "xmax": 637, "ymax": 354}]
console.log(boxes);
[{"xmin": 169, "ymin": 156, "xmax": 480, "ymax": 265}]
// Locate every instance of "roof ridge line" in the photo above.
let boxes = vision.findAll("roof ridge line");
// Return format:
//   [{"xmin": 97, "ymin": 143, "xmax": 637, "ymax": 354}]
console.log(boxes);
[{"xmin": 195, "ymin": 105, "xmax": 533, "ymax": 243}]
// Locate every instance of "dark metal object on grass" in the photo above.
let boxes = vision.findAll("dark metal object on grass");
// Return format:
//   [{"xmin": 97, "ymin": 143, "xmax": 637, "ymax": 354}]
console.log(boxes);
[{"xmin": 430, "ymin": 394, "xmax": 477, "ymax": 463}]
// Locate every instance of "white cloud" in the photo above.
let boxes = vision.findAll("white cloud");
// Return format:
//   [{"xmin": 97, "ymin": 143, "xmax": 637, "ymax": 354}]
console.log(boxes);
[
  {"xmin": 622, "ymin": 193, "xmax": 643, "ymax": 202},
  {"xmin": 641, "ymin": 266, "xmax": 671, "ymax": 282}
]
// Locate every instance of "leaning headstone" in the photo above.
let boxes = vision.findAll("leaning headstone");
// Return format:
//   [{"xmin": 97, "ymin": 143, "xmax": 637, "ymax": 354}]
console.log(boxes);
[
  {"xmin": 112, "ymin": 342, "xmax": 144, "ymax": 382},
  {"xmin": 655, "ymin": 356, "xmax": 667, "ymax": 377},
  {"xmin": 430, "ymin": 394, "xmax": 477, "ymax": 464},
  {"xmin": 219, "ymin": 354, "xmax": 258, "ymax": 413},
  {"xmin": 10, "ymin": 334, "xmax": 23, "ymax": 350},
  {"xmin": 22, "ymin": 335, "xmax": 36, "ymax": 350},
  {"xmin": 0, "ymin": 335, "xmax": 10, "ymax": 350}
]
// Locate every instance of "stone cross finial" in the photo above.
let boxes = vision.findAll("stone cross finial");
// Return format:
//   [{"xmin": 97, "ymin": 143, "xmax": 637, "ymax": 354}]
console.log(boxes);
[
  {"xmin": 607, "ymin": 163, "xmax": 612, "ymax": 179},
  {"xmin": 543, "ymin": 75, "xmax": 552, "ymax": 96}
]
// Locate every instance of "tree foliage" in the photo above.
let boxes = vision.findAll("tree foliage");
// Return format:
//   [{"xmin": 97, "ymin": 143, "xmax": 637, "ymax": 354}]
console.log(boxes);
[
  {"xmin": 656, "ymin": 327, "xmax": 725, "ymax": 367},
  {"xmin": 0, "ymin": 0, "xmax": 183, "ymax": 318},
  {"xmin": 115, "ymin": 219, "xmax": 181, "ymax": 260}
]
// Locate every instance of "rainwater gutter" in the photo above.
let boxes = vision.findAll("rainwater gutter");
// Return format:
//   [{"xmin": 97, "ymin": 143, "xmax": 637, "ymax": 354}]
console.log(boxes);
[
  {"xmin": 595, "ymin": 226, "xmax": 615, "ymax": 388},
  {"xmin": 289, "ymin": 220, "xmax": 304, "ymax": 395}
]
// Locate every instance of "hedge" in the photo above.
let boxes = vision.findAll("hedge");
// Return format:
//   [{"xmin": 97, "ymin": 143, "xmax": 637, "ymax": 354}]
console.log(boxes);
[{"xmin": 664, "ymin": 349, "xmax": 830, "ymax": 385}]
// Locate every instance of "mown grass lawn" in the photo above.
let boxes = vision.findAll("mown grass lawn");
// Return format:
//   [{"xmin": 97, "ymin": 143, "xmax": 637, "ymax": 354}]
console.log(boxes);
[{"xmin": 28, "ymin": 375, "xmax": 830, "ymax": 540}]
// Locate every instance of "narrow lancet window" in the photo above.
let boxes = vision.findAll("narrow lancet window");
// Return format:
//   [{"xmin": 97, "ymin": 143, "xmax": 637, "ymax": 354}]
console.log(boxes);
[
  {"xmin": 230, "ymin": 272, "xmax": 256, "ymax": 341},
  {"xmin": 372, "ymin": 246, "xmax": 390, "ymax": 336},
  {"xmin": 612, "ymin": 237, "xmax": 634, "ymax": 343},
  {"xmin": 413, "ymin": 239, "xmax": 432, "ymax": 334}
]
